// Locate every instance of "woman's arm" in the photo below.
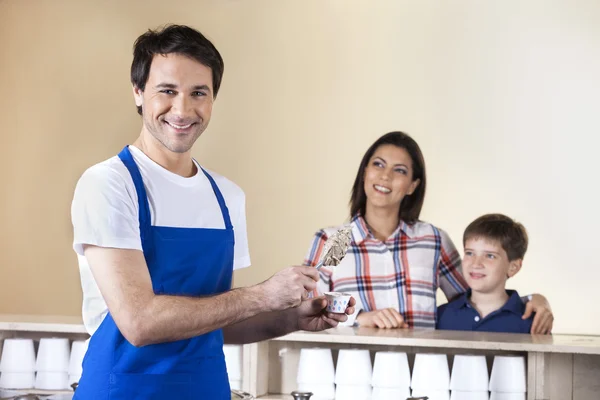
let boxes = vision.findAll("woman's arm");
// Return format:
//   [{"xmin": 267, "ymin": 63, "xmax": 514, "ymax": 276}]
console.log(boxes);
[
  {"xmin": 437, "ymin": 228, "xmax": 469, "ymax": 301},
  {"xmin": 522, "ymin": 294, "xmax": 554, "ymax": 334}
]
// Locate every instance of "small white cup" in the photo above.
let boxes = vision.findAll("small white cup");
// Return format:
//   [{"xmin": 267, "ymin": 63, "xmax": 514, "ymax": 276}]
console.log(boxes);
[
  {"xmin": 68, "ymin": 373, "xmax": 81, "ymax": 386},
  {"xmin": 68, "ymin": 340, "xmax": 88, "ymax": 375},
  {"xmin": 223, "ymin": 345, "xmax": 243, "ymax": 381},
  {"xmin": 335, "ymin": 384, "xmax": 371, "ymax": 400},
  {"xmin": 451, "ymin": 391, "xmax": 490, "ymax": 400},
  {"xmin": 36, "ymin": 338, "xmax": 70, "ymax": 373},
  {"xmin": 489, "ymin": 356, "xmax": 526, "ymax": 393},
  {"xmin": 412, "ymin": 389, "xmax": 450, "ymax": 400},
  {"xmin": 298, "ymin": 382, "xmax": 335, "ymax": 400},
  {"xmin": 0, "ymin": 371, "xmax": 35, "ymax": 389},
  {"xmin": 334, "ymin": 349, "xmax": 372, "ymax": 386},
  {"xmin": 297, "ymin": 348, "xmax": 335, "ymax": 385},
  {"xmin": 372, "ymin": 386, "xmax": 410, "ymax": 400},
  {"xmin": 35, "ymin": 371, "xmax": 69, "ymax": 390},
  {"xmin": 0, "ymin": 339, "xmax": 36, "ymax": 372},
  {"xmin": 490, "ymin": 393, "xmax": 526, "ymax": 400},
  {"xmin": 324, "ymin": 292, "xmax": 352, "ymax": 314},
  {"xmin": 411, "ymin": 353, "xmax": 450, "ymax": 391},
  {"xmin": 372, "ymin": 351, "xmax": 410, "ymax": 388},
  {"xmin": 229, "ymin": 379, "xmax": 242, "ymax": 390},
  {"xmin": 450, "ymin": 355, "xmax": 489, "ymax": 391}
]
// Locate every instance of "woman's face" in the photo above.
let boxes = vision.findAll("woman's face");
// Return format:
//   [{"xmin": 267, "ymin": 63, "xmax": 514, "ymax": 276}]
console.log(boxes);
[{"xmin": 363, "ymin": 144, "xmax": 420, "ymax": 214}]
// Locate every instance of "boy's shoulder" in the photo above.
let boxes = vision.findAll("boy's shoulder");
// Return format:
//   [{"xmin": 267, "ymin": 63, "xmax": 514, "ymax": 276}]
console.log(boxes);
[
  {"xmin": 489, "ymin": 289, "xmax": 534, "ymax": 334},
  {"xmin": 436, "ymin": 294, "xmax": 469, "ymax": 328}
]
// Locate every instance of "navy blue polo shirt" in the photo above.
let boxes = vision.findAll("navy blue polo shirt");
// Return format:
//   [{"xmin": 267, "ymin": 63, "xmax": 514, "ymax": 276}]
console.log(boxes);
[{"xmin": 436, "ymin": 289, "xmax": 533, "ymax": 333}]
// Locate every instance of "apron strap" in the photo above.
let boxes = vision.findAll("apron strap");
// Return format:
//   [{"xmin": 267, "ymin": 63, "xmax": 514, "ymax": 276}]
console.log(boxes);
[
  {"xmin": 199, "ymin": 166, "xmax": 233, "ymax": 231},
  {"xmin": 117, "ymin": 146, "xmax": 233, "ymax": 232},
  {"xmin": 117, "ymin": 146, "xmax": 151, "ymax": 233}
]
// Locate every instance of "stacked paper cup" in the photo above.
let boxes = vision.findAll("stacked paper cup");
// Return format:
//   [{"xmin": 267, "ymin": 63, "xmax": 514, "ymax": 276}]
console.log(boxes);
[
  {"xmin": 0, "ymin": 339, "xmax": 36, "ymax": 389},
  {"xmin": 67, "ymin": 340, "xmax": 88, "ymax": 386},
  {"xmin": 371, "ymin": 351, "xmax": 411, "ymax": 400},
  {"xmin": 296, "ymin": 348, "xmax": 335, "ymax": 400},
  {"xmin": 411, "ymin": 353, "xmax": 450, "ymax": 400},
  {"xmin": 35, "ymin": 338, "xmax": 70, "ymax": 390},
  {"xmin": 450, "ymin": 355, "xmax": 489, "ymax": 400},
  {"xmin": 223, "ymin": 345, "xmax": 243, "ymax": 391},
  {"xmin": 489, "ymin": 356, "xmax": 527, "ymax": 400},
  {"xmin": 334, "ymin": 349, "xmax": 372, "ymax": 400}
]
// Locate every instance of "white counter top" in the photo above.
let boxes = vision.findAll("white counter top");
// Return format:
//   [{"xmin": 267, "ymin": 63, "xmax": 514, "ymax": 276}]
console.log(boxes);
[
  {"xmin": 274, "ymin": 327, "xmax": 600, "ymax": 355},
  {"xmin": 0, "ymin": 314, "xmax": 87, "ymax": 334}
]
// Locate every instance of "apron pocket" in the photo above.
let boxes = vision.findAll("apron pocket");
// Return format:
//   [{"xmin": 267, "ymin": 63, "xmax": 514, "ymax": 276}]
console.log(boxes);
[{"xmin": 108, "ymin": 372, "xmax": 230, "ymax": 400}]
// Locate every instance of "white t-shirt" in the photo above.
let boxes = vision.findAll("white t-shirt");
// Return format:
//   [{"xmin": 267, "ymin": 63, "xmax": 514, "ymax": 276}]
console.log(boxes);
[{"xmin": 71, "ymin": 145, "xmax": 251, "ymax": 335}]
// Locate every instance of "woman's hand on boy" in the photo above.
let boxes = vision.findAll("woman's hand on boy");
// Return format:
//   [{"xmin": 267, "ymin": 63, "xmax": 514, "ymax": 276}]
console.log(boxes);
[
  {"xmin": 523, "ymin": 294, "xmax": 554, "ymax": 334},
  {"xmin": 356, "ymin": 308, "xmax": 409, "ymax": 329}
]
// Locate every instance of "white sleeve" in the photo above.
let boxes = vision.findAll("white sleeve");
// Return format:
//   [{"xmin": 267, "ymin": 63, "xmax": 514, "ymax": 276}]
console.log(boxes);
[
  {"xmin": 233, "ymin": 192, "xmax": 251, "ymax": 270},
  {"xmin": 71, "ymin": 165, "xmax": 142, "ymax": 255}
]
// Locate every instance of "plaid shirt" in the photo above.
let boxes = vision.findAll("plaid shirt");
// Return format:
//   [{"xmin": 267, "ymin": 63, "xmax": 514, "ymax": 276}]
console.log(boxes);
[{"xmin": 303, "ymin": 215, "xmax": 468, "ymax": 328}]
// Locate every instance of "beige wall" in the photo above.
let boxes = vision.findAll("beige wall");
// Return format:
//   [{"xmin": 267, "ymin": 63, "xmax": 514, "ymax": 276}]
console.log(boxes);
[{"xmin": 1, "ymin": 0, "xmax": 598, "ymax": 334}]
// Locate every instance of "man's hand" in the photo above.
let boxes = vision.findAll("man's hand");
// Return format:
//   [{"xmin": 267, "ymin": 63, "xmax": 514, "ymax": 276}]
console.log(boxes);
[
  {"xmin": 295, "ymin": 296, "xmax": 356, "ymax": 332},
  {"xmin": 258, "ymin": 266, "xmax": 319, "ymax": 312},
  {"xmin": 523, "ymin": 294, "xmax": 554, "ymax": 334},
  {"xmin": 356, "ymin": 308, "xmax": 409, "ymax": 329}
]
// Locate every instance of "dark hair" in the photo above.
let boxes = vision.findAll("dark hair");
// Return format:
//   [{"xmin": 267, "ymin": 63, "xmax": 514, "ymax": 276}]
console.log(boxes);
[
  {"xmin": 463, "ymin": 214, "xmax": 529, "ymax": 261},
  {"xmin": 349, "ymin": 131, "xmax": 426, "ymax": 224},
  {"xmin": 130, "ymin": 24, "xmax": 225, "ymax": 115}
]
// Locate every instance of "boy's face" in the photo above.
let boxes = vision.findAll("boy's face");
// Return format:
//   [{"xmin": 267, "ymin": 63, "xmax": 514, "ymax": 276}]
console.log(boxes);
[{"xmin": 463, "ymin": 237, "xmax": 522, "ymax": 294}]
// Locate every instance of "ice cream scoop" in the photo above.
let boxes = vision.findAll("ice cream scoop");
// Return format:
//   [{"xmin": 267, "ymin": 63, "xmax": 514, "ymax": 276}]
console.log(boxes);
[{"xmin": 315, "ymin": 225, "xmax": 352, "ymax": 270}]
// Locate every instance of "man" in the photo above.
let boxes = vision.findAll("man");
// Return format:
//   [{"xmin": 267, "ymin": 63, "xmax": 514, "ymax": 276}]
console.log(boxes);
[{"xmin": 71, "ymin": 24, "xmax": 354, "ymax": 399}]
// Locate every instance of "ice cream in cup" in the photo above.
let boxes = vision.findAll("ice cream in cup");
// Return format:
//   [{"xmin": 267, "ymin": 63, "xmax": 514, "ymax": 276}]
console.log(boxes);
[{"xmin": 324, "ymin": 292, "xmax": 352, "ymax": 313}]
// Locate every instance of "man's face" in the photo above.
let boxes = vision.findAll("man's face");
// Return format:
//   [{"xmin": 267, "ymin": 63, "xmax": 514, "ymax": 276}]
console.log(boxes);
[{"xmin": 133, "ymin": 53, "xmax": 214, "ymax": 154}]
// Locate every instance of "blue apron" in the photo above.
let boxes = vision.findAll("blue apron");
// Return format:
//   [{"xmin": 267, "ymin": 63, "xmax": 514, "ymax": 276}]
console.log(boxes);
[{"xmin": 75, "ymin": 146, "xmax": 234, "ymax": 399}]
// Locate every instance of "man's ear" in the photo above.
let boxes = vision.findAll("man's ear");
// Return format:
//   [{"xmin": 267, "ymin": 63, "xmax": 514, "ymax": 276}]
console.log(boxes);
[
  {"xmin": 507, "ymin": 259, "xmax": 523, "ymax": 278},
  {"xmin": 132, "ymin": 86, "xmax": 143, "ymax": 108}
]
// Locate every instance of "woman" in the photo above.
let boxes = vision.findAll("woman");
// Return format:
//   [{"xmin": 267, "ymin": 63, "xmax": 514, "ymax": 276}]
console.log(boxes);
[{"xmin": 304, "ymin": 131, "xmax": 553, "ymax": 334}]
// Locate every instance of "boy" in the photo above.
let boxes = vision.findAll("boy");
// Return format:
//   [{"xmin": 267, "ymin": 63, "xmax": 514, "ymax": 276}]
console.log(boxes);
[{"xmin": 436, "ymin": 214, "xmax": 534, "ymax": 333}]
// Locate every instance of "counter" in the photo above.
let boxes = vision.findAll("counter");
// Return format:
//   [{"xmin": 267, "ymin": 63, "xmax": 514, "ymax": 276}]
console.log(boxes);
[{"xmin": 244, "ymin": 327, "xmax": 600, "ymax": 400}]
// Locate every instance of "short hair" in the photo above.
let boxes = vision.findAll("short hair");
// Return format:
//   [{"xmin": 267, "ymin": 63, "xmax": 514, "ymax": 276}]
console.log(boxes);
[
  {"xmin": 463, "ymin": 214, "xmax": 529, "ymax": 261},
  {"xmin": 130, "ymin": 24, "xmax": 225, "ymax": 115},
  {"xmin": 349, "ymin": 131, "xmax": 426, "ymax": 224}
]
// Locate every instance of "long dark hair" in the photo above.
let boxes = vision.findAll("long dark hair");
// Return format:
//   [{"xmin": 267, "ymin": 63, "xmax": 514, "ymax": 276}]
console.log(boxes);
[
  {"xmin": 349, "ymin": 131, "xmax": 427, "ymax": 224},
  {"xmin": 130, "ymin": 24, "xmax": 225, "ymax": 115}
]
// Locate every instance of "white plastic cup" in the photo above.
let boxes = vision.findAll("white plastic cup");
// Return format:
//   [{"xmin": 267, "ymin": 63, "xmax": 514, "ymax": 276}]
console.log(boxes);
[
  {"xmin": 490, "ymin": 393, "xmax": 526, "ymax": 400},
  {"xmin": 229, "ymin": 379, "xmax": 242, "ymax": 391},
  {"xmin": 450, "ymin": 355, "xmax": 489, "ymax": 391},
  {"xmin": 68, "ymin": 373, "xmax": 81, "ymax": 386},
  {"xmin": 334, "ymin": 349, "xmax": 372, "ymax": 385},
  {"xmin": 0, "ymin": 339, "xmax": 36, "ymax": 372},
  {"xmin": 68, "ymin": 340, "xmax": 88, "ymax": 375},
  {"xmin": 35, "ymin": 371, "xmax": 69, "ymax": 390},
  {"xmin": 412, "ymin": 389, "xmax": 450, "ymax": 400},
  {"xmin": 335, "ymin": 384, "xmax": 371, "ymax": 400},
  {"xmin": 372, "ymin": 386, "xmax": 410, "ymax": 400},
  {"xmin": 489, "ymin": 356, "xmax": 526, "ymax": 393},
  {"xmin": 36, "ymin": 338, "xmax": 70, "ymax": 372},
  {"xmin": 372, "ymin": 351, "xmax": 410, "ymax": 388},
  {"xmin": 298, "ymin": 382, "xmax": 335, "ymax": 400},
  {"xmin": 451, "ymin": 391, "xmax": 489, "ymax": 400},
  {"xmin": 0, "ymin": 371, "xmax": 35, "ymax": 389},
  {"xmin": 324, "ymin": 292, "xmax": 352, "ymax": 314},
  {"xmin": 297, "ymin": 348, "xmax": 335, "ymax": 384},
  {"xmin": 223, "ymin": 345, "xmax": 243, "ymax": 381},
  {"xmin": 411, "ymin": 353, "xmax": 450, "ymax": 390}
]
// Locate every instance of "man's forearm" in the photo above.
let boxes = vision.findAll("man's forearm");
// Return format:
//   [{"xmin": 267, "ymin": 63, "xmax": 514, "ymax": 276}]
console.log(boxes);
[
  {"xmin": 126, "ymin": 286, "xmax": 269, "ymax": 346},
  {"xmin": 223, "ymin": 308, "xmax": 299, "ymax": 344}
]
